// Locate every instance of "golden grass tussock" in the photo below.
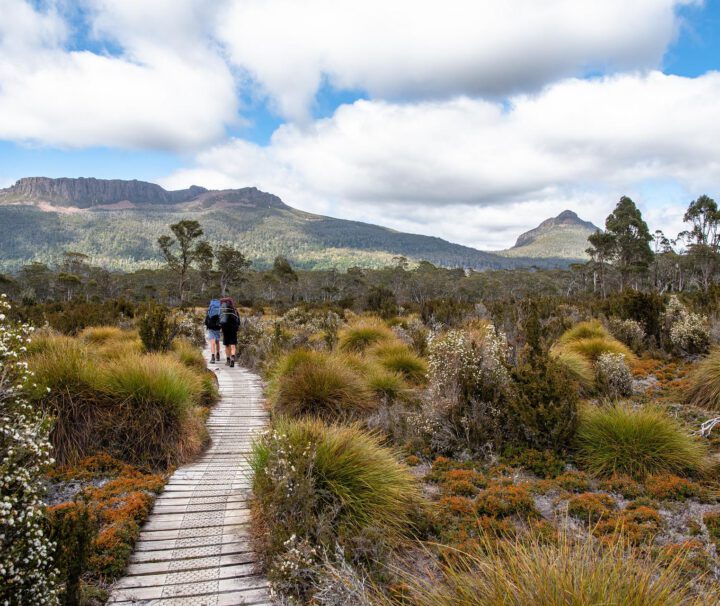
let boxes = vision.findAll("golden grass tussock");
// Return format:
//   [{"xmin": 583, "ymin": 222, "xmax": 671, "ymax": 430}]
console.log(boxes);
[
  {"xmin": 271, "ymin": 350, "xmax": 375, "ymax": 420},
  {"xmin": 686, "ymin": 349, "xmax": 720, "ymax": 410},
  {"xmin": 553, "ymin": 321, "xmax": 636, "ymax": 366},
  {"xmin": 28, "ymin": 331, "xmax": 210, "ymax": 468},
  {"xmin": 388, "ymin": 530, "xmax": 716, "ymax": 606},
  {"xmin": 575, "ymin": 403, "xmax": 707, "ymax": 480},
  {"xmin": 338, "ymin": 318, "xmax": 396, "ymax": 353},
  {"xmin": 551, "ymin": 348, "xmax": 595, "ymax": 392},
  {"xmin": 369, "ymin": 342, "xmax": 428, "ymax": 384}
]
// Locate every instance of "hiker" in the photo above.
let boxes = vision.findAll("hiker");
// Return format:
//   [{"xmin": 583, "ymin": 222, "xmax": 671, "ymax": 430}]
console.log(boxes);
[
  {"xmin": 204, "ymin": 298, "xmax": 222, "ymax": 363},
  {"xmin": 219, "ymin": 296, "xmax": 240, "ymax": 367}
]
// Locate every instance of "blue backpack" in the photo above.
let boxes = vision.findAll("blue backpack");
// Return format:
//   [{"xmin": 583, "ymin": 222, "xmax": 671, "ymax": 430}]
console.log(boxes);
[{"xmin": 208, "ymin": 299, "xmax": 221, "ymax": 318}]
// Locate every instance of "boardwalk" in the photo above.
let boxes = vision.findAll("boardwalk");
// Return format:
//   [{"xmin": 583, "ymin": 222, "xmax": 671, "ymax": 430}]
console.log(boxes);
[{"xmin": 108, "ymin": 355, "xmax": 271, "ymax": 606}]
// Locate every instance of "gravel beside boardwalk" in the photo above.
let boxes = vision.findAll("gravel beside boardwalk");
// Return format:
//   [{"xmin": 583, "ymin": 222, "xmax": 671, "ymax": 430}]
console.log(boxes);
[{"xmin": 108, "ymin": 354, "xmax": 271, "ymax": 606}]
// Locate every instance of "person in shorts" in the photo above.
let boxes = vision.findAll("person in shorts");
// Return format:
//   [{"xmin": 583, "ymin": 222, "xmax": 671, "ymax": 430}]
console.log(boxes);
[
  {"xmin": 219, "ymin": 296, "xmax": 240, "ymax": 367},
  {"xmin": 204, "ymin": 299, "xmax": 222, "ymax": 363}
]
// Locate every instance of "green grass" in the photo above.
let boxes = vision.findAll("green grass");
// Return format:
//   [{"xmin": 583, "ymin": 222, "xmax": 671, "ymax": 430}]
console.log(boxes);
[
  {"xmin": 552, "ymin": 349, "xmax": 595, "ymax": 392},
  {"xmin": 558, "ymin": 320, "xmax": 609, "ymax": 344},
  {"xmin": 365, "ymin": 365, "xmax": 411, "ymax": 402},
  {"xmin": 686, "ymin": 349, "xmax": 720, "ymax": 410},
  {"xmin": 251, "ymin": 416, "xmax": 420, "ymax": 541},
  {"xmin": 369, "ymin": 343, "xmax": 428, "ymax": 384},
  {"xmin": 271, "ymin": 350, "xmax": 375, "ymax": 420},
  {"xmin": 390, "ymin": 530, "xmax": 716, "ymax": 606},
  {"xmin": 575, "ymin": 404, "xmax": 707, "ymax": 480},
  {"xmin": 172, "ymin": 337, "xmax": 207, "ymax": 371},
  {"xmin": 29, "ymin": 332, "xmax": 209, "ymax": 468},
  {"xmin": 79, "ymin": 326, "xmax": 135, "ymax": 344},
  {"xmin": 338, "ymin": 319, "xmax": 396, "ymax": 353}
]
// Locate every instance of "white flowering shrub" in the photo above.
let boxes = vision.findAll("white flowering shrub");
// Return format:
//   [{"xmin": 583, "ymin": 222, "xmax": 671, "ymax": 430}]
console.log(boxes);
[
  {"xmin": 607, "ymin": 318, "xmax": 646, "ymax": 353},
  {"xmin": 423, "ymin": 325, "xmax": 511, "ymax": 455},
  {"xmin": 663, "ymin": 296, "xmax": 710, "ymax": 356},
  {"xmin": 595, "ymin": 353, "xmax": 634, "ymax": 399},
  {"xmin": 0, "ymin": 295, "xmax": 59, "ymax": 604}
]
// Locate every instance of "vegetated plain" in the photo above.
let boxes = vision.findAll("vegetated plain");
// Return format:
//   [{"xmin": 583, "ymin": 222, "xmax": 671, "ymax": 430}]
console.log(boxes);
[{"xmin": 3, "ymin": 193, "xmax": 720, "ymax": 605}]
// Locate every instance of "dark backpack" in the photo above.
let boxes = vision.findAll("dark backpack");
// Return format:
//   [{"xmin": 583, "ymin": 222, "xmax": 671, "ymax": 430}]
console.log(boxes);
[{"xmin": 219, "ymin": 301, "xmax": 238, "ymax": 326}]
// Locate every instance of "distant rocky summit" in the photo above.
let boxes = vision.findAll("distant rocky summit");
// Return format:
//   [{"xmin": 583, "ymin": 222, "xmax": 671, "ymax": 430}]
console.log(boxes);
[{"xmin": 500, "ymin": 210, "xmax": 601, "ymax": 261}]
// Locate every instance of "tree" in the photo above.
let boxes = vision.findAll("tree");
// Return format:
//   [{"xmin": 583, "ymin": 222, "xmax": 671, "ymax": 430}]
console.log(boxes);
[
  {"xmin": 216, "ymin": 244, "xmax": 251, "ymax": 297},
  {"xmin": 604, "ymin": 196, "xmax": 653, "ymax": 290},
  {"xmin": 157, "ymin": 220, "xmax": 206, "ymax": 303},
  {"xmin": 272, "ymin": 256, "xmax": 298, "ymax": 283},
  {"xmin": 680, "ymin": 194, "xmax": 720, "ymax": 292},
  {"xmin": 194, "ymin": 241, "xmax": 215, "ymax": 295},
  {"xmin": 586, "ymin": 230, "xmax": 616, "ymax": 297}
]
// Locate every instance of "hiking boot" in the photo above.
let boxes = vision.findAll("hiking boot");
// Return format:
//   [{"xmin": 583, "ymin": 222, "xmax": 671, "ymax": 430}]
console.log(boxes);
[
  {"xmin": 210, "ymin": 354, "xmax": 216, "ymax": 363},
  {"xmin": 225, "ymin": 357, "xmax": 230, "ymax": 366},
  {"xmin": 230, "ymin": 358, "xmax": 235, "ymax": 368}
]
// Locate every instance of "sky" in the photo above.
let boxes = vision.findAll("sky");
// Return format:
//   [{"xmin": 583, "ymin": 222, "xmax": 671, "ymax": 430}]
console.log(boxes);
[{"xmin": 0, "ymin": 0, "xmax": 719, "ymax": 251}]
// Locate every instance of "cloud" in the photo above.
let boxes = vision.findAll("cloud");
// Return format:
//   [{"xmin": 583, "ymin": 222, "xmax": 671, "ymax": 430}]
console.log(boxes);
[
  {"xmin": 0, "ymin": 0, "xmax": 238, "ymax": 150},
  {"xmin": 162, "ymin": 71, "xmax": 720, "ymax": 249},
  {"xmin": 216, "ymin": 0, "xmax": 696, "ymax": 121}
]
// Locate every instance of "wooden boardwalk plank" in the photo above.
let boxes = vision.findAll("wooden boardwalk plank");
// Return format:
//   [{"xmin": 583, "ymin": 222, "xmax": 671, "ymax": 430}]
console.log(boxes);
[{"xmin": 107, "ymin": 353, "xmax": 271, "ymax": 605}]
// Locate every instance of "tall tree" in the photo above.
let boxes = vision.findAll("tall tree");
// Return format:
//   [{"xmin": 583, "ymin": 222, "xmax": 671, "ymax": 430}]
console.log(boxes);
[
  {"xmin": 194, "ymin": 241, "xmax": 215, "ymax": 295},
  {"xmin": 157, "ymin": 220, "xmax": 206, "ymax": 303},
  {"xmin": 604, "ymin": 196, "xmax": 653, "ymax": 290},
  {"xmin": 216, "ymin": 244, "xmax": 251, "ymax": 296},
  {"xmin": 680, "ymin": 194, "xmax": 720, "ymax": 292},
  {"xmin": 586, "ymin": 230, "xmax": 616, "ymax": 298}
]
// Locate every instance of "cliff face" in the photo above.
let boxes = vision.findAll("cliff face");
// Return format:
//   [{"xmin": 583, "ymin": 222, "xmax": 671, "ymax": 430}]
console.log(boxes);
[{"xmin": 0, "ymin": 177, "xmax": 207, "ymax": 207}]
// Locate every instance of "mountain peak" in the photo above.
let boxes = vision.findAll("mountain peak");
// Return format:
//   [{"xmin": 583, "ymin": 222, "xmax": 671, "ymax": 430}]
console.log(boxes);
[{"xmin": 513, "ymin": 210, "xmax": 599, "ymax": 249}]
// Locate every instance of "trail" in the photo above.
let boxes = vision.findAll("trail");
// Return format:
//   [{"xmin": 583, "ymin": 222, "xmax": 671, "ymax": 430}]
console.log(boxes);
[{"xmin": 108, "ymin": 353, "xmax": 271, "ymax": 605}]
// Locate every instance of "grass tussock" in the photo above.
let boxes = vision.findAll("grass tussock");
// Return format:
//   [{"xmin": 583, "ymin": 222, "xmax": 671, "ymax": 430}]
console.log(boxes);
[
  {"xmin": 576, "ymin": 404, "xmax": 707, "ymax": 480},
  {"xmin": 552, "ymin": 349, "xmax": 595, "ymax": 392},
  {"xmin": 365, "ymin": 365, "xmax": 411, "ymax": 402},
  {"xmin": 393, "ymin": 530, "xmax": 716, "ymax": 606},
  {"xmin": 338, "ymin": 319, "xmax": 395, "ymax": 353},
  {"xmin": 686, "ymin": 349, "xmax": 720, "ymax": 410},
  {"xmin": 29, "ymin": 329, "xmax": 210, "ymax": 468},
  {"xmin": 172, "ymin": 337, "xmax": 207, "ymax": 371},
  {"xmin": 554, "ymin": 321, "xmax": 636, "ymax": 364},
  {"xmin": 369, "ymin": 343, "xmax": 428, "ymax": 384},
  {"xmin": 271, "ymin": 350, "xmax": 375, "ymax": 420}
]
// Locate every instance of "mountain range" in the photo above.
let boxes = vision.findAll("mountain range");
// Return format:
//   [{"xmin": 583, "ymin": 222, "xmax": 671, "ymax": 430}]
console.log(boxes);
[{"xmin": 0, "ymin": 177, "xmax": 597, "ymax": 272}]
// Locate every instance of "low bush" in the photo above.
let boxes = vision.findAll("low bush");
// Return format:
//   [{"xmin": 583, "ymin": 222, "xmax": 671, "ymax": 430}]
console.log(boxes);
[
  {"xmin": 608, "ymin": 317, "xmax": 646, "ymax": 353},
  {"xmin": 576, "ymin": 404, "xmax": 707, "ymax": 480},
  {"xmin": 645, "ymin": 474, "xmax": 703, "ymax": 501},
  {"xmin": 392, "ymin": 530, "xmax": 716, "ymax": 606},
  {"xmin": 250, "ymin": 417, "xmax": 420, "ymax": 601},
  {"xmin": 686, "ymin": 349, "xmax": 720, "ymax": 410},
  {"xmin": 137, "ymin": 304, "xmax": 177, "ymax": 352},
  {"xmin": 567, "ymin": 492, "xmax": 616, "ymax": 523},
  {"xmin": 595, "ymin": 352, "xmax": 634, "ymax": 399},
  {"xmin": 271, "ymin": 350, "xmax": 375, "ymax": 420},
  {"xmin": 338, "ymin": 319, "xmax": 395, "ymax": 353}
]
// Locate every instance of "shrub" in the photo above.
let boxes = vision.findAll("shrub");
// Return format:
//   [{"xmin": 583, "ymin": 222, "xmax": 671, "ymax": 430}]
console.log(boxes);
[
  {"xmin": 0, "ymin": 296, "xmax": 59, "ymax": 604},
  {"xmin": 567, "ymin": 492, "xmax": 616, "ymax": 523},
  {"xmin": 338, "ymin": 320, "xmax": 395, "ymax": 353},
  {"xmin": 250, "ymin": 417, "xmax": 420, "ymax": 601},
  {"xmin": 664, "ymin": 296, "xmax": 710, "ymax": 356},
  {"xmin": 576, "ymin": 404, "xmax": 707, "ymax": 479},
  {"xmin": 645, "ymin": 474, "xmax": 703, "ymax": 501},
  {"xmin": 272, "ymin": 350, "xmax": 375, "ymax": 420},
  {"xmin": 686, "ymin": 349, "xmax": 720, "ymax": 410},
  {"xmin": 506, "ymin": 354, "xmax": 579, "ymax": 453},
  {"xmin": 394, "ymin": 529, "xmax": 715, "ymax": 606},
  {"xmin": 503, "ymin": 448, "xmax": 566, "ymax": 479},
  {"xmin": 608, "ymin": 317, "xmax": 646, "ymax": 353},
  {"xmin": 137, "ymin": 304, "xmax": 177, "ymax": 352},
  {"xmin": 595, "ymin": 353, "xmax": 634, "ymax": 398},
  {"xmin": 369, "ymin": 343, "xmax": 427, "ymax": 384},
  {"xmin": 474, "ymin": 484, "xmax": 536, "ymax": 518}
]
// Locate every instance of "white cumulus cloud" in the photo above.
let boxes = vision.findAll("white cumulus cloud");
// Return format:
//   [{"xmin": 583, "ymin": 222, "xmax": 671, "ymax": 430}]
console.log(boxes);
[{"xmin": 162, "ymin": 71, "xmax": 720, "ymax": 249}]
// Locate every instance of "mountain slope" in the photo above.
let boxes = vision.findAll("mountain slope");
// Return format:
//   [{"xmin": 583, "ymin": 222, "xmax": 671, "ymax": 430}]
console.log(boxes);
[
  {"xmin": 499, "ymin": 210, "xmax": 600, "ymax": 261},
  {"xmin": 0, "ymin": 177, "xmax": 570, "ymax": 272}
]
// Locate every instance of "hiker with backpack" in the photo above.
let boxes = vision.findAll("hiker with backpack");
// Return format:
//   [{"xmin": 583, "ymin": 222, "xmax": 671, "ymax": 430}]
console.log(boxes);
[
  {"xmin": 219, "ymin": 296, "xmax": 240, "ymax": 367},
  {"xmin": 204, "ymin": 298, "xmax": 222, "ymax": 363}
]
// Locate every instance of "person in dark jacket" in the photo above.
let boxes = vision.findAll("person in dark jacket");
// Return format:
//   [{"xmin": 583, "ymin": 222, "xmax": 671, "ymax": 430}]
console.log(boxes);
[
  {"xmin": 219, "ymin": 296, "xmax": 240, "ymax": 367},
  {"xmin": 204, "ymin": 299, "xmax": 222, "ymax": 364}
]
